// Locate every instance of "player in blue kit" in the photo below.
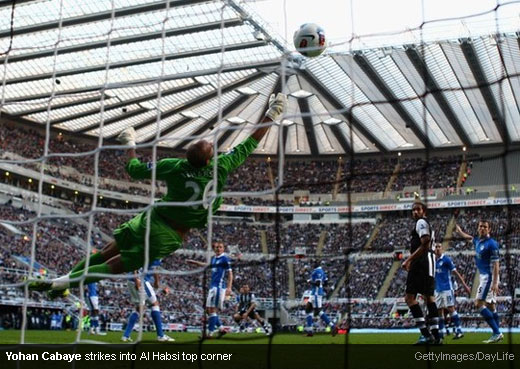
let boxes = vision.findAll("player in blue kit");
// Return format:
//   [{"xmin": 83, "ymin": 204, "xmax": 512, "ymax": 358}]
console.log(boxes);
[
  {"xmin": 187, "ymin": 241, "xmax": 233, "ymax": 338},
  {"xmin": 121, "ymin": 260, "xmax": 173, "ymax": 342},
  {"xmin": 304, "ymin": 262, "xmax": 337, "ymax": 337},
  {"xmin": 455, "ymin": 221, "xmax": 502, "ymax": 343},
  {"xmin": 85, "ymin": 282, "xmax": 105, "ymax": 335},
  {"xmin": 121, "ymin": 259, "xmax": 174, "ymax": 342},
  {"xmin": 434, "ymin": 243, "xmax": 471, "ymax": 340}
]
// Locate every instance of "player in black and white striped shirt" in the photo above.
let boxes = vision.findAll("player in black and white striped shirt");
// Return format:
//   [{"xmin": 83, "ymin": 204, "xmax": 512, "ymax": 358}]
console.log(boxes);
[
  {"xmin": 233, "ymin": 284, "xmax": 271, "ymax": 335},
  {"xmin": 402, "ymin": 201, "xmax": 441, "ymax": 345}
]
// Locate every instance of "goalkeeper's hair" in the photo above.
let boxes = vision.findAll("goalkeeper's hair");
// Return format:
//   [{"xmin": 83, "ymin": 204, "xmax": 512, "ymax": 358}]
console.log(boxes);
[{"xmin": 186, "ymin": 140, "xmax": 210, "ymax": 168}]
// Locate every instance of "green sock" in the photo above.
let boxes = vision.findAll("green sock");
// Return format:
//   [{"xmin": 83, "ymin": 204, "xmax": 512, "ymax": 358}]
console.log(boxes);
[
  {"xmin": 70, "ymin": 252, "xmax": 105, "ymax": 274},
  {"xmin": 67, "ymin": 263, "xmax": 112, "ymax": 288}
]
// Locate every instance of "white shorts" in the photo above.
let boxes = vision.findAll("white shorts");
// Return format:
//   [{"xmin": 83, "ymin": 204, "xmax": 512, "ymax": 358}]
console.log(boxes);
[
  {"xmin": 301, "ymin": 290, "xmax": 312, "ymax": 305},
  {"xmin": 128, "ymin": 280, "xmax": 157, "ymax": 305},
  {"xmin": 309, "ymin": 295, "xmax": 323, "ymax": 309},
  {"xmin": 86, "ymin": 295, "xmax": 99, "ymax": 311},
  {"xmin": 435, "ymin": 290, "xmax": 455, "ymax": 309},
  {"xmin": 477, "ymin": 273, "xmax": 497, "ymax": 303},
  {"xmin": 206, "ymin": 287, "xmax": 226, "ymax": 310}
]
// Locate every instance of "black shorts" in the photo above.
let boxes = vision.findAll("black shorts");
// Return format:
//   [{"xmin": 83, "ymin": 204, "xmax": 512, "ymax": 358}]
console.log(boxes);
[
  {"xmin": 406, "ymin": 266, "xmax": 435, "ymax": 296},
  {"xmin": 239, "ymin": 309, "xmax": 257, "ymax": 319}
]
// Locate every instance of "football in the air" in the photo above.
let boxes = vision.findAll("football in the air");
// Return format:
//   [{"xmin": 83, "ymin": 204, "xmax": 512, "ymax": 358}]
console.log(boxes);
[{"xmin": 293, "ymin": 23, "xmax": 326, "ymax": 57}]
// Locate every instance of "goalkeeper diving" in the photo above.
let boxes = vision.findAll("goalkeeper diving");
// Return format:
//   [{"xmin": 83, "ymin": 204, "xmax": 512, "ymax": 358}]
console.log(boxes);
[{"xmin": 28, "ymin": 93, "xmax": 287, "ymax": 296}]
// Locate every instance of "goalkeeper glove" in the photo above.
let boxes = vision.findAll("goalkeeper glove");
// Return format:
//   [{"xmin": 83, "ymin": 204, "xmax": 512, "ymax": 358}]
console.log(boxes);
[
  {"xmin": 116, "ymin": 127, "xmax": 136, "ymax": 147},
  {"xmin": 265, "ymin": 93, "xmax": 287, "ymax": 121}
]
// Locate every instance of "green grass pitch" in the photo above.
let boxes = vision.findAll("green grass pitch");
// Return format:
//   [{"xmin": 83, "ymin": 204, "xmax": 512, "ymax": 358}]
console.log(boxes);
[{"xmin": 0, "ymin": 330, "xmax": 518, "ymax": 344}]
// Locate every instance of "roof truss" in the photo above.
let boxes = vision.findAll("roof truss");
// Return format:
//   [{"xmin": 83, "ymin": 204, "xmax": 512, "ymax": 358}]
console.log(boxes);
[
  {"xmin": 353, "ymin": 53, "xmax": 432, "ymax": 149},
  {"xmin": 405, "ymin": 47, "xmax": 472, "ymax": 147},
  {"xmin": 301, "ymin": 70, "xmax": 387, "ymax": 153},
  {"xmin": 0, "ymin": 0, "xmax": 210, "ymax": 39}
]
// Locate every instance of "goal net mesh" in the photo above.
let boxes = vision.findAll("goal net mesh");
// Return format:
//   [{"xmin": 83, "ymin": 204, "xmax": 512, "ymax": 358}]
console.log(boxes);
[{"xmin": 0, "ymin": 0, "xmax": 518, "ymax": 355}]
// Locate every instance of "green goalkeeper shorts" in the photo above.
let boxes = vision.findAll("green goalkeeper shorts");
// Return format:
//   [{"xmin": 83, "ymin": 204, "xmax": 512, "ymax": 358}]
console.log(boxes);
[{"xmin": 113, "ymin": 208, "xmax": 183, "ymax": 272}]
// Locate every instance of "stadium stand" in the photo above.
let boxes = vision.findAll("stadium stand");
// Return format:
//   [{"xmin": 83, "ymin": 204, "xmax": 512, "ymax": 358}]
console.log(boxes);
[
  {"xmin": 0, "ymin": 124, "xmax": 492, "ymax": 201},
  {"xmin": 464, "ymin": 152, "xmax": 520, "ymax": 187},
  {"xmin": 392, "ymin": 157, "xmax": 461, "ymax": 191},
  {"xmin": 1, "ymin": 125, "xmax": 520, "ymax": 332},
  {"xmin": 342, "ymin": 257, "xmax": 394, "ymax": 299}
]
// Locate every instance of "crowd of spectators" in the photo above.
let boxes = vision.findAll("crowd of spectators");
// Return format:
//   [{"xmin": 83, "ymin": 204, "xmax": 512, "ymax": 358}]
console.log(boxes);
[
  {"xmin": 0, "ymin": 184, "xmax": 519, "ymax": 329},
  {"xmin": 1, "ymin": 124, "xmax": 472, "ymax": 200},
  {"xmin": 347, "ymin": 300, "xmax": 394, "ymax": 316},
  {"xmin": 275, "ymin": 160, "xmax": 338, "ymax": 194},
  {"xmin": 339, "ymin": 158, "xmax": 395, "ymax": 193},
  {"xmin": 370, "ymin": 214, "xmax": 415, "ymax": 252},
  {"xmin": 321, "ymin": 222, "xmax": 374, "ymax": 254},
  {"xmin": 370, "ymin": 211, "xmax": 451, "ymax": 252},
  {"xmin": 450, "ymin": 254, "xmax": 476, "ymax": 298},
  {"xmin": 182, "ymin": 222, "xmax": 264, "ymax": 254},
  {"xmin": 499, "ymin": 253, "xmax": 520, "ymax": 294},
  {"xmin": 225, "ymin": 160, "xmax": 273, "ymax": 192},
  {"xmin": 0, "ymin": 205, "xmax": 105, "ymax": 275},
  {"xmin": 384, "ymin": 267, "xmax": 408, "ymax": 298},
  {"xmin": 392, "ymin": 156, "xmax": 462, "ymax": 191},
  {"xmin": 264, "ymin": 223, "xmax": 325, "ymax": 255},
  {"xmin": 342, "ymin": 257, "xmax": 394, "ymax": 299},
  {"xmin": 69, "ymin": 204, "xmax": 134, "ymax": 237},
  {"xmin": 234, "ymin": 258, "xmax": 290, "ymax": 299}
]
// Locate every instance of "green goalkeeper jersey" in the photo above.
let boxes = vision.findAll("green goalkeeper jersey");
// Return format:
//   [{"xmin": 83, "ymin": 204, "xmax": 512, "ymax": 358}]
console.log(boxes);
[{"xmin": 125, "ymin": 136, "xmax": 258, "ymax": 229}]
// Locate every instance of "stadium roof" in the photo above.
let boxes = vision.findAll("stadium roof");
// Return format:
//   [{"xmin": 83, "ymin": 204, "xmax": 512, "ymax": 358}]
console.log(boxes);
[{"xmin": 1, "ymin": 0, "xmax": 519, "ymax": 156}]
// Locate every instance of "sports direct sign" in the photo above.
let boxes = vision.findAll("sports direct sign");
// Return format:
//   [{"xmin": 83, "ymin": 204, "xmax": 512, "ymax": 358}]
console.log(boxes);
[{"xmin": 218, "ymin": 197, "xmax": 520, "ymax": 214}]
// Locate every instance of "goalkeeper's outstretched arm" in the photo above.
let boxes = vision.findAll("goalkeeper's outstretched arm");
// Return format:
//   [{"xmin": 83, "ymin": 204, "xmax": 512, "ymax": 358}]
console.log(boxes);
[
  {"xmin": 250, "ymin": 93, "xmax": 287, "ymax": 142},
  {"xmin": 116, "ymin": 126, "xmax": 137, "ymax": 160},
  {"xmin": 115, "ymin": 93, "xmax": 286, "ymax": 175},
  {"xmin": 214, "ymin": 93, "xmax": 287, "ymax": 173}
]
